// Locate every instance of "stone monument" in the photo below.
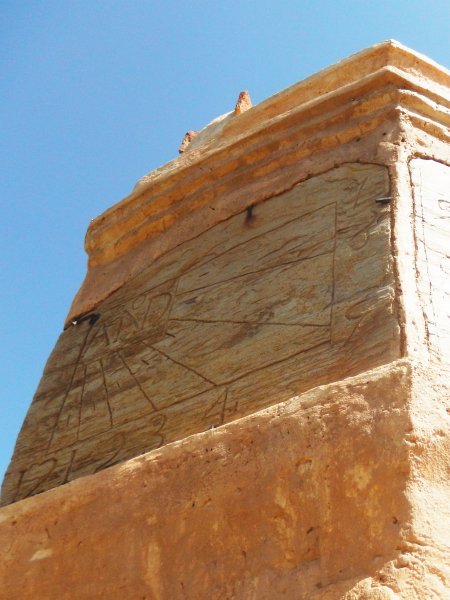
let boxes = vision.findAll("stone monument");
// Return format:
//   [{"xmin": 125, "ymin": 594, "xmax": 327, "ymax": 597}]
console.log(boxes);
[{"xmin": 1, "ymin": 41, "xmax": 450, "ymax": 598}]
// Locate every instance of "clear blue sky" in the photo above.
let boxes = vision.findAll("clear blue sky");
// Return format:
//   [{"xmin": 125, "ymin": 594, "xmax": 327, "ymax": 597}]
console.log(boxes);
[{"xmin": 1, "ymin": 1, "xmax": 449, "ymax": 485}]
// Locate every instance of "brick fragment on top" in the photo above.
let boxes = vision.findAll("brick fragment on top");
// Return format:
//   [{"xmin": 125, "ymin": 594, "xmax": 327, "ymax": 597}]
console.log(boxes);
[
  {"xmin": 178, "ymin": 90, "xmax": 252, "ymax": 154},
  {"xmin": 234, "ymin": 90, "xmax": 252, "ymax": 115},
  {"xmin": 178, "ymin": 130, "xmax": 198, "ymax": 154}
]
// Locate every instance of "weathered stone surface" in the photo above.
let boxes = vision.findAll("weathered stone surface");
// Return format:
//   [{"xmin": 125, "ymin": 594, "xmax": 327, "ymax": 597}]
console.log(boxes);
[
  {"xmin": 1, "ymin": 40, "xmax": 450, "ymax": 599},
  {"xmin": 67, "ymin": 40, "xmax": 450, "ymax": 322},
  {"xmin": 410, "ymin": 159, "xmax": 450, "ymax": 361},
  {"xmin": 2, "ymin": 163, "xmax": 399, "ymax": 505},
  {"xmin": 1, "ymin": 361, "xmax": 449, "ymax": 599}
]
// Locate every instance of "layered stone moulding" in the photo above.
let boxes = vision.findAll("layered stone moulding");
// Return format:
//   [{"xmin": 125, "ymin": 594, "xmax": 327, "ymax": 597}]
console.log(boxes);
[{"xmin": 1, "ymin": 40, "xmax": 450, "ymax": 599}]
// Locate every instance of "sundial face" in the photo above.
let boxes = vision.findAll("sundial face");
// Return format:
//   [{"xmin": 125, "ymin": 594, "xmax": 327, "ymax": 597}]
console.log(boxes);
[
  {"xmin": 2, "ymin": 163, "xmax": 399, "ymax": 504},
  {"xmin": 410, "ymin": 159, "xmax": 450, "ymax": 360}
]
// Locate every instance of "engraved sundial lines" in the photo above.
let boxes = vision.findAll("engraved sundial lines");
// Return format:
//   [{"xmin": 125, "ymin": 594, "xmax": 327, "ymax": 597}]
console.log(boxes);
[
  {"xmin": 202, "ymin": 388, "xmax": 230, "ymax": 427},
  {"xmin": 176, "ymin": 202, "xmax": 335, "ymax": 295},
  {"xmin": 99, "ymin": 358, "xmax": 114, "ymax": 428},
  {"xmin": 2, "ymin": 163, "xmax": 399, "ymax": 505},
  {"xmin": 147, "ymin": 343, "xmax": 217, "ymax": 387},
  {"xmin": 116, "ymin": 350, "xmax": 157, "ymax": 411},
  {"xmin": 46, "ymin": 320, "xmax": 94, "ymax": 450},
  {"xmin": 411, "ymin": 159, "xmax": 450, "ymax": 358},
  {"xmin": 155, "ymin": 321, "xmax": 332, "ymax": 386}
]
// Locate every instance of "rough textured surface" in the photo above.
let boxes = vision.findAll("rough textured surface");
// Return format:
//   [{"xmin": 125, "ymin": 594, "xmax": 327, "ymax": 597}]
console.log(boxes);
[
  {"xmin": 1, "ymin": 40, "xmax": 450, "ymax": 599},
  {"xmin": 234, "ymin": 90, "xmax": 252, "ymax": 114},
  {"xmin": 66, "ymin": 39, "xmax": 450, "ymax": 323},
  {"xmin": 2, "ymin": 163, "xmax": 399, "ymax": 505},
  {"xmin": 0, "ymin": 361, "xmax": 449, "ymax": 599},
  {"xmin": 178, "ymin": 130, "xmax": 198, "ymax": 154},
  {"xmin": 410, "ymin": 159, "xmax": 450, "ymax": 361}
]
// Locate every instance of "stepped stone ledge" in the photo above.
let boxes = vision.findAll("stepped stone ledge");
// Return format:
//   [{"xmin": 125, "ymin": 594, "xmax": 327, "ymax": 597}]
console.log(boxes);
[{"xmin": 69, "ymin": 39, "xmax": 450, "ymax": 325}]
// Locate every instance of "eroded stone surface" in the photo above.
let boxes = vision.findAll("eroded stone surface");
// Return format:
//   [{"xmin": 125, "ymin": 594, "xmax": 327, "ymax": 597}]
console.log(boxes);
[
  {"xmin": 1, "ymin": 361, "xmax": 449, "ymax": 599},
  {"xmin": 1, "ymin": 163, "xmax": 399, "ymax": 505},
  {"xmin": 1, "ymin": 40, "xmax": 450, "ymax": 599},
  {"xmin": 410, "ymin": 159, "xmax": 450, "ymax": 361}
]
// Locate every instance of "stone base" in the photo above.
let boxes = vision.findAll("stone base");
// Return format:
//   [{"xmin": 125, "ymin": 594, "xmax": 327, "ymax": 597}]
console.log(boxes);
[{"xmin": 1, "ymin": 359, "xmax": 449, "ymax": 599}]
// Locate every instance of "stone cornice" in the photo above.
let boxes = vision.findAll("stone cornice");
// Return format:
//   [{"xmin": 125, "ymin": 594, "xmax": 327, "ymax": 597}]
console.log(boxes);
[{"xmin": 67, "ymin": 40, "xmax": 450, "ymax": 324}]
